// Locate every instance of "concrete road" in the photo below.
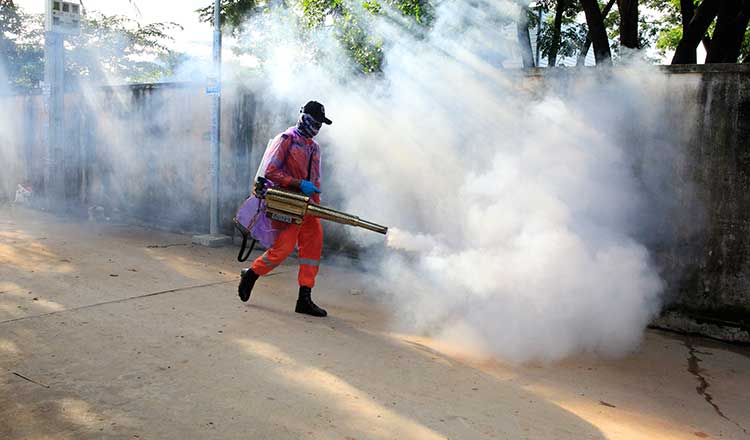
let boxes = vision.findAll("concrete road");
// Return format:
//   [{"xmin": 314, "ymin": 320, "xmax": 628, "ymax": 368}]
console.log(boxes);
[{"xmin": 1, "ymin": 206, "xmax": 749, "ymax": 439}]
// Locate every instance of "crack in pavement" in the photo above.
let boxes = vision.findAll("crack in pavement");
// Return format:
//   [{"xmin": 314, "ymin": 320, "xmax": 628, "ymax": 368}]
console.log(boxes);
[
  {"xmin": 0, "ymin": 280, "xmax": 234, "ymax": 325},
  {"xmin": 684, "ymin": 338, "xmax": 749, "ymax": 436},
  {"xmin": 145, "ymin": 243, "xmax": 188, "ymax": 249},
  {"xmin": 11, "ymin": 371, "xmax": 50, "ymax": 388},
  {"xmin": 0, "ymin": 269, "xmax": 294, "ymax": 326}
]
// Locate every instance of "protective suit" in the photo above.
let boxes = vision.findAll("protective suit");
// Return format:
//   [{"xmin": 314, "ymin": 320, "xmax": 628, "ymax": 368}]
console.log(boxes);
[
  {"xmin": 238, "ymin": 101, "xmax": 332, "ymax": 317},
  {"xmin": 251, "ymin": 127, "xmax": 323, "ymax": 288}
]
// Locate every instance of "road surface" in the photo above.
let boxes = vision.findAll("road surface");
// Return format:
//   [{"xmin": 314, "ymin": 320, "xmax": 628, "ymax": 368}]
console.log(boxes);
[{"xmin": 1, "ymin": 206, "xmax": 748, "ymax": 439}]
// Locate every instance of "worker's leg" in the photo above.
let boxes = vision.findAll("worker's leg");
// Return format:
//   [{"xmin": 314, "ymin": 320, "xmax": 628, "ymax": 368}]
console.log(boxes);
[
  {"xmin": 296, "ymin": 216, "xmax": 323, "ymax": 287},
  {"xmin": 295, "ymin": 216, "xmax": 326, "ymax": 317},
  {"xmin": 251, "ymin": 223, "xmax": 300, "ymax": 275},
  {"xmin": 239, "ymin": 223, "xmax": 299, "ymax": 303}
]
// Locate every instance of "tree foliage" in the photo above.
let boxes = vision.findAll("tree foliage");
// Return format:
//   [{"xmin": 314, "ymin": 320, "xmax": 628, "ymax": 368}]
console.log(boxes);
[
  {"xmin": 197, "ymin": 0, "xmax": 264, "ymax": 29},
  {"xmin": 532, "ymin": 0, "xmax": 588, "ymax": 65},
  {"xmin": 1, "ymin": 0, "xmax": 44, "ymax": 91},
  {"xmin": 2, "ymin": 0, "xmax": 747, "ymax": 92},
  {"xmin": 199, "ymin": 0, "xmax": 431, "ymax": 73},
  {"xmin": 621, "ymin": 0, "xmax": 748, "ymax": 63},
  {"xmin": 66, "ymin": 13, "xmax": 183, "ymax": 83},
  {"xmin": 644, "ymin": 0, "xmax": 698, "ymax": 54}
]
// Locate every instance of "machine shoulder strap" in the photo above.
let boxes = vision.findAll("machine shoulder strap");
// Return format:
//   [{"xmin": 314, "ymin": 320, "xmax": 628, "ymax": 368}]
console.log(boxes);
[{"xmin": 306, "ymin": 149, "xmax": 313, "ymax": 181}]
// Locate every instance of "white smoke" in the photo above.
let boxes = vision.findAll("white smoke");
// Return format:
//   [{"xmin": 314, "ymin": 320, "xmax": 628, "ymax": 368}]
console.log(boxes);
[
  {"xmin": 0, "ymin": 1, "xmax": 675, "ymax": 362},
  {"xmin": 240, "ymin": 0, "xmax": 674, "ymax": 362}
]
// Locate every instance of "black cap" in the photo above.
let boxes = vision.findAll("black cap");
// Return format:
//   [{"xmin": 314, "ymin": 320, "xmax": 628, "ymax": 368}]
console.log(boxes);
[{"xmin": 301, "ymin": 101, "xmax": 332, "ymax": 125}]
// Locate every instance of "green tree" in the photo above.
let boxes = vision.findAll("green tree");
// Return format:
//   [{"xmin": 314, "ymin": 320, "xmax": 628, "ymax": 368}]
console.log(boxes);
[
  {"xmin": 197, "ymin": 0, "xmax": 265, "ymax": 29},
  {"xmin": 580, "ymin": 0, "xmax": 614, "ymax": 64},
  {"xmin": 66, "ymin": 12, "xmax": 183, "ymax": 83},
  {"xmin": 645, "ymin": 0, "xmax": 705, "ymax": 61},
  {"xmin": 1, "ymin": 0, "xmax": 44, "ymax": 91},
  {"xmin": 198, "ymin": 0, "xmax": 432, "ymax": 73},
  {"xmin": 575, "ymin": 0, "xmax": 616, "ymax": 65},
  {"xmin": 645, "ymin": 0, "xmax": 749, "ymax": 64},
  {"xmin": 0, "ymin": 2, "xmax": 182, "ymax": 91},
  {"xmin": 532, "ymin": 0, "xmax": 589, "ymax": 66},
  {"xmin": 0, "ymin": 0, "xmax": 22, "ymax": 64}
]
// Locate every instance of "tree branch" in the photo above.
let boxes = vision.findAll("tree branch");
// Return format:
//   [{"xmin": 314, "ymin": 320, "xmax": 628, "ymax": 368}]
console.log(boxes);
[
  {"xmin": 576, "ymin": 0, "xmax": 616, "ymax": 66},
  {"xmin": 548, "ymin": 0, "xmax": 567, "ymax": 66}
]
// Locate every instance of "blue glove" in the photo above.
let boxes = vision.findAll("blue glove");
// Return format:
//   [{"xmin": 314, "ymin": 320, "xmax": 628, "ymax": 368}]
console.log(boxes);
[{"xmin": 299, "ymin": 180, "xmax": 321, "ymax": 196}]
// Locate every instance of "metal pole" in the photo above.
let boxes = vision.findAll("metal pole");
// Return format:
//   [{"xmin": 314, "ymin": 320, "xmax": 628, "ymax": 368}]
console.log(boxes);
[
  {"xmin": 535, "ymin": 6, "xmax": 542, "ymax": 67},
  {"xmin": 192, "ymin": 0, "xmax": 231, "ymax": 247},
  {"xmin": 209, "ymin": 0, "xmax": 222, "ymax": 235},
  {"xmin": 44, "ymin": 30, "xmax": 65, "ymax": 210}
]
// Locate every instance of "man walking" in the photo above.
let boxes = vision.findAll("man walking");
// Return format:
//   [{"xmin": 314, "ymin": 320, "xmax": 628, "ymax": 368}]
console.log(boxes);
[{"xmin": 238, "ymin": 101, "xmax": 331, "ymax": 317}]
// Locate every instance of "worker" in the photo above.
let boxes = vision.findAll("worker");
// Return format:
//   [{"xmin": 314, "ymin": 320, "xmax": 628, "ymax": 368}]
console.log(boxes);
[{"xmin": 238, "ymin": 101, "xmax": 331, "ymax": 317}]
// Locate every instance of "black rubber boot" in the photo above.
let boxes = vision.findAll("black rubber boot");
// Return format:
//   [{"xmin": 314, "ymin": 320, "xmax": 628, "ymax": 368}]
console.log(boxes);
[
  {"xmin": 238, "ymin": 268, "xmax": 259, "ymax": 302},
  {"xmin": 295, "ymin": 286, "xmax": 327, "ymax": 317}
]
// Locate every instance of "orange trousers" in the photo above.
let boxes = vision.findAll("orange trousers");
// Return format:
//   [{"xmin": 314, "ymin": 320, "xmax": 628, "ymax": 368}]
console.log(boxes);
[{"xmin": 251, "ymin": 216, "xmax": 323, "ymax": 288}]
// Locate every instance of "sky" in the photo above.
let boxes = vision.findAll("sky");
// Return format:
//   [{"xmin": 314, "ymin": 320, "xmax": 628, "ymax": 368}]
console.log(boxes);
[{"xmin": 16, "ymin": 0, "xmax": 216, "ymax": 58}]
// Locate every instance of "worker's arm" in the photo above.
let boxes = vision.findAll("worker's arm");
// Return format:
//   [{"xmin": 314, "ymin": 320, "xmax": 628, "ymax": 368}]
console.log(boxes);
[{"xmin": 264, "ymin": 135, "xmax": 302, "ymax": 190}]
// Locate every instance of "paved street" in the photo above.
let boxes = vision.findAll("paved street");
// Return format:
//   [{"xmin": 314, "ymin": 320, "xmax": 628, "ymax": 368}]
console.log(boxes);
[{"xmin": 1, "ymin": 207, "xmax": 748, "ymax": 439}]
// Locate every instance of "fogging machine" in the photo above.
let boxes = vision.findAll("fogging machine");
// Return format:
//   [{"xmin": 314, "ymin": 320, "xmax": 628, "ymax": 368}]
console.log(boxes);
[
  {"xmin": 234, "ymin": 178, "xmax": 388, "ymax": 261},
  {"xmin": 264, "ymin": 186, "xmax": 388, "ymax": 234}
]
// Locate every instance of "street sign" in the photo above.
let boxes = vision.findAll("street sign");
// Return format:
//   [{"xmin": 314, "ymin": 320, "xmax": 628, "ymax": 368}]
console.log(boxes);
[
  {"xmin": 45, "ymin": 1, "xmax": 83, "ymax": 34},
  {"xmin": 206, "ymin": 77, "xmax": 220, "ymax": 95}
]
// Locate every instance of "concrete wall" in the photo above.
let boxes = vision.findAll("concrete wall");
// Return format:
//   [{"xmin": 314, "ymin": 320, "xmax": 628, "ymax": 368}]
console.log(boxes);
[
  {"xmin": 2, "ymin": 65, "xmax": 749, "ymax": 335},
  {"xmin": 661, "ymin": 65, "xmax": 750, "ymax": 334},
  {"xmin": 0, "ymin": 83, "xmax": 267, "ymax": 234}
]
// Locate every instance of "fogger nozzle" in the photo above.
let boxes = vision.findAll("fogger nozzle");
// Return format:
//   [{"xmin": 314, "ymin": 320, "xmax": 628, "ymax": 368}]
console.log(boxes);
[{"xmin": 264, "ymin": 187, "xmax": 388, "ymax": 235}]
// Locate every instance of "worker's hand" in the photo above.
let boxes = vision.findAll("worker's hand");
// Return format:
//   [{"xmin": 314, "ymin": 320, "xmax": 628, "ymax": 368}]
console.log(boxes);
[{"xmin": 299, "ymin": 180, "xmax": 321, "ymax": 196}]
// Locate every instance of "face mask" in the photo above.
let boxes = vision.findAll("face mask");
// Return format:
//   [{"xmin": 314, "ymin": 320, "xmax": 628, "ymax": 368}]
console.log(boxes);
[{"xmin": 296, "ymin": 113, "xmax": 323, "ymax": 138}]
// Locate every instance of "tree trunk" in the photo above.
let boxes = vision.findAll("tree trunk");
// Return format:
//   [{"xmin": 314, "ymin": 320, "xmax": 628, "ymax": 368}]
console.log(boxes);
[
  {"xmin": 680, "ymin": 0, "xmax": 695, "ymax": 27},
  {"xmin": 731, "ymin": 5, "xmax": 750, "ymax": 60},
  {"xmin": 580, "ymin": 0, "xmax": 612, "ymax": 65},
  {"xmin": 577, "ymin": 0, "xmax": 617, "ymax": 66},
  {"xmin": 680, "ymin": 0, "xmax": 715, "ymax": 59},
  {"xmin": 706, "ymin": 0, "xmax": 750, "ymax": 63},
  {"xmin": 548, "ymin": 0, "xmax": 567, "ymax": 66},
  {"xmin": 672, "ymin": 0, "xmax": 720, "ymax": 64},
  {"xmin": 516, "ymin": 3, "xmax": 535, "ymax": 68},
  {"xmin": 679, "ymin": 0, "xmax": 697, "ymax": 63},
  {"xmin": 617, "ymin": 0, "xmax": 639, "ymax": 49}
]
